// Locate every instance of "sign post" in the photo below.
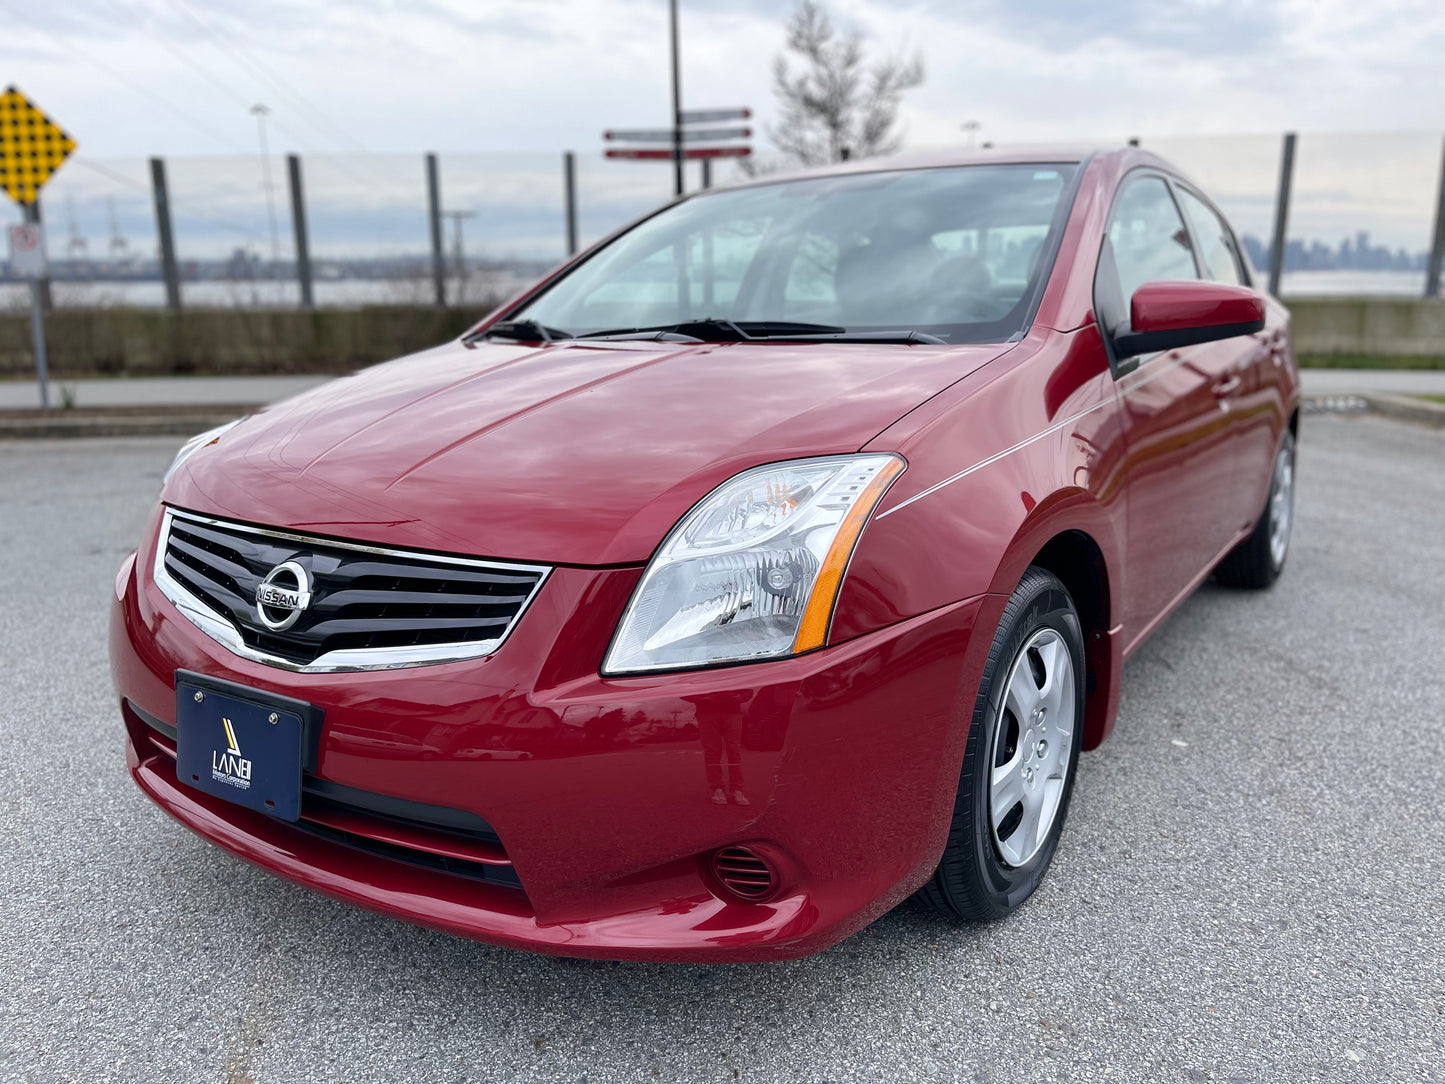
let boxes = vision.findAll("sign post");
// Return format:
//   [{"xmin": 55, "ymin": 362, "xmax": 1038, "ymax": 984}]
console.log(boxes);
[
  {"xmin": 1, "ymin": 85, "xmax": 78, "ymax": 409},
  {"xmin": 7, "ymin": 223, "xmax": 50, "ymax": 407}
]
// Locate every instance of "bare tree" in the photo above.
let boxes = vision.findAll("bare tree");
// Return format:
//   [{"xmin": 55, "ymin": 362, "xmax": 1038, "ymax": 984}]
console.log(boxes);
[{"xmin": 768, "ymin": 1, "xmax": 924, "ymax": 168}]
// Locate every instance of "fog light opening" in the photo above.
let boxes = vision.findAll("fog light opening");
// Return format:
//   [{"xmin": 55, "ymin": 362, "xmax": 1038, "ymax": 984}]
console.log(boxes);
[{"xmin": 709, "ymin": 845, "xmax": 779, "ymax": 904}]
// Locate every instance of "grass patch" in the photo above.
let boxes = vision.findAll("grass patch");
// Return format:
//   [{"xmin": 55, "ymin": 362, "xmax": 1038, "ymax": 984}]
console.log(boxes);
[
  {"xmin": 1416, "ymin": 395, "xmax": 1445, "ymax": 404},
  {"xmin": 1298, "ymin": 353, "xmax": 1445, "ymax": 370}
]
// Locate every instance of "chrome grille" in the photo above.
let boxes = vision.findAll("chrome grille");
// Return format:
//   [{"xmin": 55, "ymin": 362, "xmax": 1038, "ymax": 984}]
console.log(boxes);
[{"xmin": 154, "ymin": 509, "xmax": 548, "ymax": 672}]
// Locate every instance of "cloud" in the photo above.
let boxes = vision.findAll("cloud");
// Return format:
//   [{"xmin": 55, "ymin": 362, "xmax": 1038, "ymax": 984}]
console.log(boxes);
[
  {"xmin": 911, "ymin": 0, "xmax": 1285, "ymax": 58},
  {"xmin": 0, "ymin": 0, "xmax": 1437, "ymax": 183}
]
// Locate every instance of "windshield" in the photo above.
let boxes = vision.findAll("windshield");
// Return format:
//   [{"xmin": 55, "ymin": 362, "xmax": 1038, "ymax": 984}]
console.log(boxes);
[{"xmin": 507, "ymin": 163, "xmax": 1079, "ymax": 344}]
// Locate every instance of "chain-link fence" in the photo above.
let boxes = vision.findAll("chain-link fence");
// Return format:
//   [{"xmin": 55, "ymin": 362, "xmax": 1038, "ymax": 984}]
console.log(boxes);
[{"xmin": 4, "ymin": 133, "xmax": 1444, "ymax": 311}]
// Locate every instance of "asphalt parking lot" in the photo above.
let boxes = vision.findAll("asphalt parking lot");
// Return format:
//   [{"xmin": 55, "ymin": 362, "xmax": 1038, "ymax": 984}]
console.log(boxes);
[{"xmin": 2, "ymin": 414, "xmax": 1442, "ymax": 1084}]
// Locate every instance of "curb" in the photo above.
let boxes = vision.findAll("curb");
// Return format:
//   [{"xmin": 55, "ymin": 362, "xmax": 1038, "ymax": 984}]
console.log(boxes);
[
  {"xmin": 1359, "ymin": 393, "xmax": 1445, "ymax": 429},
  {"xmin": 0, "ymin": 405, "xmax": 254, "ymax": 440}
]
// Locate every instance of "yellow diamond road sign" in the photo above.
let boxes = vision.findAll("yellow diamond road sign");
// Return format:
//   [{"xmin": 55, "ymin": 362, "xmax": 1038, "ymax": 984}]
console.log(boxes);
[{"xmin": 0, "ymin": 85, "xmax": 77, "ymax": 206}]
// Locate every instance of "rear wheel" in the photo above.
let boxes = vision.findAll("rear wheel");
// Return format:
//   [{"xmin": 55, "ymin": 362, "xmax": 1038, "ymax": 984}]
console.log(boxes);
[
  {"xmin": 920, "ymin": 567, "xmax": 1085, "ymax": 922},
  {"xmin": 1215, "ymin": 429, "xmax": 1295, "ymax": 589}
]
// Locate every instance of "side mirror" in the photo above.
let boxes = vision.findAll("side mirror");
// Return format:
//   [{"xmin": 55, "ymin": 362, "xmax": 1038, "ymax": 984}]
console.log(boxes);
[{"xmin": 1112, "ymin": 281, "xmax": 1266, "ymax": 365}]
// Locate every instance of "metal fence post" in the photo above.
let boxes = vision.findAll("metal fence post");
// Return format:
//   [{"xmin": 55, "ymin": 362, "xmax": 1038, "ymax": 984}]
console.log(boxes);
[
  {"xmin": 563, "ymin": 151, "xmax": 578, "ymax": 257},
  {"xmin": 1267, "ymin": 132, "xmax": 1296, "ymax": 297},
  {"xmin": 149, "ymin": 156, "xmax": 182, "ymax": 311},
  {"xmin": 1425, "ymin": 135, "xmax": 1445, "ymax": 300},
  {"xmin": 701, "ymin": 158, "xmax": 712, "ymax": 190},
  {"xmin": 426, "ymin": 152, "xmax": 446, "ymax": 307},
  {"xmin": 669, "ymin": 0, "xmax": 684, "ymax": 198},
  {"xmin": 287, "ymin": 154, "xmax": 314, "ymax": 310}
]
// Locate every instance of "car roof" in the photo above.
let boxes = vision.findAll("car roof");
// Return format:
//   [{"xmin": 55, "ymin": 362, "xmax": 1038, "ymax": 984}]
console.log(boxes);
[{"xmin": 709, "ymin": 145, "xmax": 1177, "ymax": 194}]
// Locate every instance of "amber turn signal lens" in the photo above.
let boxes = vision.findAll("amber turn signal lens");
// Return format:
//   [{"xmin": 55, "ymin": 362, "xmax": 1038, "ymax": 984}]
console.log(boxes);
[{"xmin": 792, "ymin": 456, "xmax": 906, "ymax": 652}]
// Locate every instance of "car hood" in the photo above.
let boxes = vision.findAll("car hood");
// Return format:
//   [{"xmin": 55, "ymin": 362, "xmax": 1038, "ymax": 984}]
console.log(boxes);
[{"xmin": 166, "ymin": 338, "xmax": 1009, "ymax": 566}]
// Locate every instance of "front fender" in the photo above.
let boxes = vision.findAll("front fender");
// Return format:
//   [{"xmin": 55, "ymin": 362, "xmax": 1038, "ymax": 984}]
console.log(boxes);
[{"xmin": 834, "ymin": 325, "xmax": 1127, "ymax": 643}]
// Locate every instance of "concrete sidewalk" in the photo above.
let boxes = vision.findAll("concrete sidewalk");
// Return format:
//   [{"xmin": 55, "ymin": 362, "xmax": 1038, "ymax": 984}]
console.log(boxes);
[
  {"xmin": 0, "ymin": 375, "xmax": 333, "ymax": 410},
  {"xmin": 1299, "ymin": 368, "xmax": 1445, "ymax": 396}
]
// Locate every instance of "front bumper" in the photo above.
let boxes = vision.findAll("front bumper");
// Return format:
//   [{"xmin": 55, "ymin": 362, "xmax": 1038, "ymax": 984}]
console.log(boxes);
[{"xmin": 112, "ymin": 506, "xmax": 996, "ymax": 961}]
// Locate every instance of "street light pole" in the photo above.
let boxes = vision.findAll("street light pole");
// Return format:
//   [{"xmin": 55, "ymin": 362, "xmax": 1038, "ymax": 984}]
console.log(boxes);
[
  {"xmin": 250, "ymin": 104, "xmax": 281, "ymax": 278},
  {"xmin": 669, "ymin": 0, "xmax": 683, "ymax": 198}
]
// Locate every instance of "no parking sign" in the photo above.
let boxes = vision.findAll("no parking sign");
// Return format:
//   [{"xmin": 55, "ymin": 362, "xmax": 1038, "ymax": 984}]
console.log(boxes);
[{"xmin": 7, "ymin": 222, "xmax": 46, "ymax": 278}]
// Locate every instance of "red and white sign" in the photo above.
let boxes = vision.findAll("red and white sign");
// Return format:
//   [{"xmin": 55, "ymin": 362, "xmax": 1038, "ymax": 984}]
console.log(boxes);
[
  {"xmin": 605, "ymin": 146, "xmax": 753, "ymax": 161},
  {"xmin": 7, "ymin": 223, "xmax": 46, "ymax": 278},
  {"xmin": 605, "ymin": 127, "xmax": 752, "ymax": 143},
  {"xmin": 680, "ymin": 108, "xmax": 751, "ymax": 124},
  {"xmin": 602, "ymin": 106, "xmax": 752, "ymax": 169}
]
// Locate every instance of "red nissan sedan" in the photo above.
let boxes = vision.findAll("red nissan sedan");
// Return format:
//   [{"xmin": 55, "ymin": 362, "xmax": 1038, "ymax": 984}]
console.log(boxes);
[{"xmin": 111, "ymin": 146, "xmax": 1299, "ymax": 961}]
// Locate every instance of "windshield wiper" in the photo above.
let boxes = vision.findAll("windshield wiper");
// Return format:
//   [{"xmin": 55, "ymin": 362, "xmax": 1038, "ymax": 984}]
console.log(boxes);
[
  {"xmin": 735, "ymin": 321, "xmax": 848, "ymax": 337},
  {"xmin": 573, "ymin": 318, "xmax": 947, "ymax": 345},
  {"xmin": 577, "ymin": 319, "xmax": 850, "ymax": 342},
  {"xmin": 777, "ymin": 328, "xmax": 949, "ymax": 344},
  {"xmin": 467, "ymin": 319, "xmax": 572, "ymax": 344},
  {"xmin": 571, "ymin": 326, "xmax": 709, "ymax": 343}
]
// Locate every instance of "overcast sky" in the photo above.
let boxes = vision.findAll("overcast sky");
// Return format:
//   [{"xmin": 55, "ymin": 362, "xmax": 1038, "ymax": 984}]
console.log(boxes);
[
  {"xmin": 4, "ymin": 0, "xmax": 1443, "ymax": 261},
  {"xmin": 2, "ymin": 0, "xmax": 1442, "ymax": 159}
]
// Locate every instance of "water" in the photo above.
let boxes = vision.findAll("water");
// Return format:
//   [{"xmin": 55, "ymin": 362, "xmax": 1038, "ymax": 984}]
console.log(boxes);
[
  {"xmin": 2, "ymin": 268, "xmax": 1435, "ymax": 312},
  {"xmin": 0, "ymin": 273, "xmax": 535, "ymax": 313},
  {"xmin": 1267, "ymin": 269, "xmax": 1434, "ymax": 297}
]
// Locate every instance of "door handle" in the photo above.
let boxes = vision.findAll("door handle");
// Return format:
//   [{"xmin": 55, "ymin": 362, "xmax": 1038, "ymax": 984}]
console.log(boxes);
[{"xmin": 1212, "ymin": 374, "xmax": 1241, "ymax": 397}]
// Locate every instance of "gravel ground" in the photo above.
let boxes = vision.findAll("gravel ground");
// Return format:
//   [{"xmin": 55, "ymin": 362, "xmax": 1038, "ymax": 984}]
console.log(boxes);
[{"xmin": 1, "ymin": 415, "xmax": 1441, "ymax": 1084}]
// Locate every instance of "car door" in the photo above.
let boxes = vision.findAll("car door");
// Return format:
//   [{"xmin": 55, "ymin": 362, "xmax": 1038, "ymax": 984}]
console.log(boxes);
[
  {"xmin": 1172, "ymin": 182, "xmax": 1279, "ymax": 527},
  {"xmin": 1094, "ymin": 173, "xmax": 1246, "ymax": 648}
]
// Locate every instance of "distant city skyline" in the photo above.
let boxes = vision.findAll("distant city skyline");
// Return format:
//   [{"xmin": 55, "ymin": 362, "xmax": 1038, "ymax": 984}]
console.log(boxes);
[{"xmin": 1240, "ymin": 231, "xmax": 1432, "ymax": 274}]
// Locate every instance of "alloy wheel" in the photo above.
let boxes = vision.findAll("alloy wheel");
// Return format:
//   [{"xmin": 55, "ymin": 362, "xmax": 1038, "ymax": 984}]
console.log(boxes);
[
  {"xmin": 988, "ymin": 628, "xmax": 1076, "ymax": 868},
  {"xmin": 1269, "ymin": 439, "xmax": 1294, "ymax": 569}
]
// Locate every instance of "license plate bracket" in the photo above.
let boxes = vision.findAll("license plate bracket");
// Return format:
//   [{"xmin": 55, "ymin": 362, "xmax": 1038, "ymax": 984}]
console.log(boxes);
[{"xmin": 174, "ymin": 670, "xmax": 323, "ymax": 822}]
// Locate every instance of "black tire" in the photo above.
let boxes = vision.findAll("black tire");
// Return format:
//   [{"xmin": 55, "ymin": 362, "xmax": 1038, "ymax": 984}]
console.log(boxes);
[
  {"xmin": 1215, "ymin": 428, "xmax": 1295, "ymax": 590},
  {"xmin": 919, "ymin": 567, "xmax": 1086, "ymax": 922}
]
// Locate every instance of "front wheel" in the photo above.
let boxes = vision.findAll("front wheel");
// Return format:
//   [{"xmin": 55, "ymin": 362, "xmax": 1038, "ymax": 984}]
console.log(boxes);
[
  {"xmin": 919, "ymin": 567, "xmax": 1085, "ymax": 922},
  {"xmin": 1215, "ymin": 428, "xmax": 1295, "ymax": 590}
]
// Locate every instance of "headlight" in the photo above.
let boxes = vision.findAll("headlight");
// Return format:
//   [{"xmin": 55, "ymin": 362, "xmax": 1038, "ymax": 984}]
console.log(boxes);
[
  {"xmin": 163, "ymin": 419, "xmax": 243, "ymax": 485},
  {"xmin": 604, "ymin": 454, "xmax": 905, "ymax": 674}
]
